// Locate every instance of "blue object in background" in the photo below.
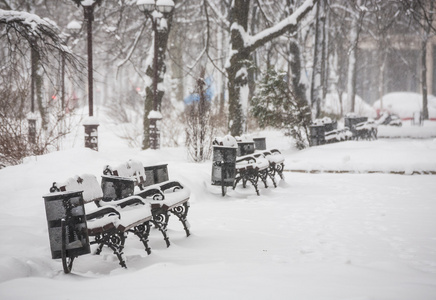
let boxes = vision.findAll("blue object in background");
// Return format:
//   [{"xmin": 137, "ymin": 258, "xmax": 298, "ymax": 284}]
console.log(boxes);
[{"xmin": 184, "ymin": 77, "xmax": 214, "ymax": 105}]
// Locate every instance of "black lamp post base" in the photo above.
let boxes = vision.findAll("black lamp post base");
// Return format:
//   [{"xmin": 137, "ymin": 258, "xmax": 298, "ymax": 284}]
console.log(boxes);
[{"xmin": 84, "ymin": 124, "xmax": 99, "ymax": 151}]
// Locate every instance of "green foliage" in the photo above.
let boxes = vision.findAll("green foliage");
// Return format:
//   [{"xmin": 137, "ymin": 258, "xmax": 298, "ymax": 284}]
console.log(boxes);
[{"xmin": 251, "ymin": 69, "xmax": 312, "ymax": 149}]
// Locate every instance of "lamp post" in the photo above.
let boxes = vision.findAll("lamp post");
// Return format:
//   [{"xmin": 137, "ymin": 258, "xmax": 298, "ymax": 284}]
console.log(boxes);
[
  {"xmin": 72, "ymin": 0, "xmax": 102, "ymax": 151},
  {"xmin": 137, "ymin": 0, "xmax": 175, "ymax": 150},
  {"xmin": 28, "ymin": 39, "xmax": 37, "ymax": 144}
]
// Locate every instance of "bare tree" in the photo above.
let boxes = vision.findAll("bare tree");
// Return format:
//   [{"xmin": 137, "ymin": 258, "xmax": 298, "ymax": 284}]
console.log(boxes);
[
  {"xmin": 400, "ymin": 0, "xmax": 435, "ymax": 120},
  {"xmin": 0, "ymin": 8, "xmax": 83, "ymax": 165}
]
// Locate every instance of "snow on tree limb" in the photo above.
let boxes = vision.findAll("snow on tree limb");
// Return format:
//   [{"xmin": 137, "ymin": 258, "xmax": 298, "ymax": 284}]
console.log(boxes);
[
  {"xmin": 0, "ymin": 9, "xmax": 70, "ymax": 55},
  {"xmin": 0, "ymin": 8, "xmax": 84, "ymax": 78},
  {"xmin": 0, "ymin": 9, "xmax": 58, "ymax": 35},
  {"xmin": 244, "ymin": 0, "xmax": 317, "ymax": 52}
]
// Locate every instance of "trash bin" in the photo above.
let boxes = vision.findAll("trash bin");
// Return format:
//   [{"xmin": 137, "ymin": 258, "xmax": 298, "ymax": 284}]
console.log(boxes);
[
  {"xmin": 143, "ymin": 164, "xmax": 169, "ymax": 186},
  {"xmin": 212, "ymin": 146, "xmax": 237, "ymax": 196},
  {"xmin": 324, "ymin": 120, "xmax": 337, "ymax": 132},
  {"xmin": 101, "ymin": 175, "xmax": 135, "ymax": 201},
  {"xmin": 43, "ymin": 190, "xmax": 90, "ymax": 260},
  {"xmin": 309, "ymin": 125, "xmax": 325, "ymax": 146},
  {"xmin": 253, "ymin": 137, "xmax": 266, "ymax": 150},
  {"xmin": 237, "ymin": 142, "xmax": 255, "ymax": 156}
]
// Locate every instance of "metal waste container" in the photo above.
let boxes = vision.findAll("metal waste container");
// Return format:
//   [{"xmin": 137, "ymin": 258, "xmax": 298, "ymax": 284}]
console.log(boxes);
[
  {"xmin": 101, "ymin": 175, "xmax": 135, "ymax": 201},
  {"xmin": 212, "ymin": 146, "xmax": 237, "ymax": 196},
  {"xmin": 309, "ymin": 125, "xmax": 326, "ymax": 146},
  {"xmin": 43, "ymin": 190, "xmax": 90, "ymax": 260}
]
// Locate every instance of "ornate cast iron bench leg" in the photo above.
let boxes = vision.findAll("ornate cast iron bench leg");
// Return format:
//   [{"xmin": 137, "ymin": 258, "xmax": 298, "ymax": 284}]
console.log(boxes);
[
  {"xmin": 93, "ymin": 231, "xmax": 127, "ymax": 268},
  {"xmin": 267, "ymin": 165, "xmax": 277, "ymax": 187},
  {"xmin": 128, "ymin": 221, "xmax": 152, "ymax": 255},
  {"xmin": 151, "ymin": 207, "xmax": 171, "ymax": 247},
  {"xmin": 259, "ymin": 169, "xmax": 269, "ymax": 188},
  {"xmin": 274, "ymin": 162, "xmax": 284, "ymax": 180},
  {"xmin": 169, "ymin": 202, "xmax": 191, "ymax": 237}
]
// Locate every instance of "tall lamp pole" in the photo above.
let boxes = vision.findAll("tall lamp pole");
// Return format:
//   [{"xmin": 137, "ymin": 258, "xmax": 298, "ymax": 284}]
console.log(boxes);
[
  {"xmin": 72, "ymin": 0, "xmax": 102, "ymax": 151},
  {"xmin": 137, "ymin": 0, "xmax": 174, "ymax": 150}
]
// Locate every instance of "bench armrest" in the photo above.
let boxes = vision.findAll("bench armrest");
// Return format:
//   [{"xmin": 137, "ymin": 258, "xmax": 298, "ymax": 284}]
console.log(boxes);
[
  {"xmin": 159, "ymin": 181, "xmax": 184, "ymax": 193},
  {"xmin": 269, "ymin": 149, "xmax": 281, "ymax": 155},
  {"xmin": 98, "ymin": 195, "xmax": 145, "ymax": 208},
  {"xmin": 136, "ymin": 187, "xmax": 165, "ymax": 200},
  {"xmin": 86, "ymin": 206, "xmax": 121, "ymax": 221},
  {"xmin": 236, "ymin": 155, "xmax": 256, "ymax": 164}
]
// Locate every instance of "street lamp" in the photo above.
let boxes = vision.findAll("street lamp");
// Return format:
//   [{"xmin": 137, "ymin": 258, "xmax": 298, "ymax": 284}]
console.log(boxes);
[
  {"xmin": 72, "ymin": 0, "xmax": 102, "ymax": 151},
  {"xmin": 137, "ymin": 0, "xmax": 174, "ymax": 150},
  {"xmin": 28, "ymin": 39, "xmax": 37, "ymax": 144}
]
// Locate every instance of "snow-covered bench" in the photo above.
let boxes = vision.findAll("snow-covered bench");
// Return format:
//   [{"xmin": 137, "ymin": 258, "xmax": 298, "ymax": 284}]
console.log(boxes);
[
  {"xmin": 102, "ymin": 159, "xmax": 191, "ymax": 247},
  {"xmin": 255, "ymin": 149, "xmax": 285, "ymax": 187},
  {"xmin": 355, "ymin": 120, "xmax": 377, "ymax": 140},
  {"xmin": 233, "ymin": 153, "xmax": 270, "ymax": 195},
  {"xmin": 47, "ymin": 174, "xmax": 154, "ymax": 272}
]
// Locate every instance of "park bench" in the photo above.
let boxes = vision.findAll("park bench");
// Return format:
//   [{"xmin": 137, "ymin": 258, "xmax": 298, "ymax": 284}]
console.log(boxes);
[
  {"xmin": 102, "ymin": 159, "xmax": 191, "ymax": 247},
  {"xmin": 44, "ymin": 174, "xmax": 154, "ymax": 273},
  {"xmin": 256, "ymin": 149, "xmax": 285, "ymax": 187},
  {"xmin": 355, "ymin": 120, "xmax": 378, "ymax": 140},
  {"xmin": 233, "ymin": 153, "xmax": 270, "ymax": 196}
]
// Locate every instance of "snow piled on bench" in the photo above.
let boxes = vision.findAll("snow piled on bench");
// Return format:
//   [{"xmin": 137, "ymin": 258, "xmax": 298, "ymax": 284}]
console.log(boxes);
[{"xmin": 57, "ymin": 174, "xmax": 103, "ymax": 203}]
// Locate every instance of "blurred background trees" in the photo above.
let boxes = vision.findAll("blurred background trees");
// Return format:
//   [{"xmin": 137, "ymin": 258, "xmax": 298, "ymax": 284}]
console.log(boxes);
[{"xmin": 1, "ymin": 0, "xmax": 435, "ymax": 164}]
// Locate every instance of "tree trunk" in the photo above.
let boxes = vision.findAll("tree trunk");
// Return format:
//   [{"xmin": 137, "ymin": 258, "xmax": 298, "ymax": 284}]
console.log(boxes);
[
  {"xmin": 226, "ymin": 0, "xmax": 250, "ymax": 136},
  {"xmin": 289, "ymin": 39, "xmax": 307, "ymax": 105},
  {"xmin": 420, "ymin": 0, "xmax": 433, "ymax": 120},
  {"xmin": 142, "ymin": 13, "xmax": 173, "ymax": 150},
  {"xmin": 421, "ymin": 38, "xmax": 429, "ymax": 120},
  {"xmin": 347, "ymin": 15, "xmax": 358, "ymax": 113},
  {"xmin": 310, "ymin": 0, "xmax": 325, "ymax": 119},
  {"xmin": 226, "ymin": 0, "xmax": 318, "ymax": 136}
]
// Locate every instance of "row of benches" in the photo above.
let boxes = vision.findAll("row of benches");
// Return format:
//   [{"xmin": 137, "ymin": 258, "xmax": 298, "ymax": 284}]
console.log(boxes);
[
  {"xmin": 310, "ymin": 116, "xmax": 378, "ymax": 146},
  {"xmin": 43, "ymin": 160, "xmax": 190, "ymax": 273},
  {"xmin": 234, "ymin": 149, "xmax": 285, "ymax": 195},
  {"xmin": 212, "ymin": 135, "xmax": 286, "ymax": 196}
]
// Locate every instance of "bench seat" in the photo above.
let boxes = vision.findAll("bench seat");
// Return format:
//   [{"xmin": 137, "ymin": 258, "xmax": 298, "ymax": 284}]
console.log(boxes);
[
  {"xmin": 233, "ymin": 154, "xmax": 270, "ymax": 195},
  {"xmin": 257, "ymin": 149, "xmax": 285, "ymax": 186}
]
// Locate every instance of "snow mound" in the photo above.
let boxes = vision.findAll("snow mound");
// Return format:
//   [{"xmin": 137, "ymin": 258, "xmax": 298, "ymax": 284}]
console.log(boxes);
[
  {"xmin": 373, "ymin": 92, "xmax": 436, "ymax": 119},
  {"xmin": 324, "ymin": 93, "xmax": 377, "ymax": 118}
]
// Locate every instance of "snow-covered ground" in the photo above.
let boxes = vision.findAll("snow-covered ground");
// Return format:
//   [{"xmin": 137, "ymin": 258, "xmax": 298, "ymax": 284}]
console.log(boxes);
[{"xmin": 0, "ymin": 119, "xmax": 436, "ymax": 299}]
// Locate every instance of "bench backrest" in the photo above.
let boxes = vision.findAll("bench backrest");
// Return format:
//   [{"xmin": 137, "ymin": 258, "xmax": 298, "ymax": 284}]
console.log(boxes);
[
  {"xmin": 54, "ymin": 174, "xmax": 103, "ymax": 204},
  {"xmin": 103, "ymin": 159, "xmax": 146, "ymax": 186},
  {"xmin": 104, "ymin": 159, "xmax": 170, "ymax": 188}
]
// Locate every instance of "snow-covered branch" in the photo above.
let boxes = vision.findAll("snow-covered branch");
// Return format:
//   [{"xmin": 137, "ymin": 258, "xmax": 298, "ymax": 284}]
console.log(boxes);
[{"xmin": 244, "ymin": 0, "xmax": 317, "ymax": 52}]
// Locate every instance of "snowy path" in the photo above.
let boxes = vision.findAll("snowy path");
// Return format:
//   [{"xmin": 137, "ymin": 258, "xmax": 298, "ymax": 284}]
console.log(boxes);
[
  {"xmin": 1, "ymin": 168, "xmax": 436, "ymax": 299},
  {"xmin": 284, "ymin": 139, "xmax": 436, "ymax": 174}
]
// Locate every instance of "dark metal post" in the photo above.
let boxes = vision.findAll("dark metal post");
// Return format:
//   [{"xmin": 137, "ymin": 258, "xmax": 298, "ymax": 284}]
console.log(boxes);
[
  {"xmin": 84, "ymin": 5, "xmax": 94, "ymax": 117},
  {"xmin": 82, "ymin": 4, "xmax": 99, "ymax": 151},
  {"xmin": 61, "ymin": 53, "xmax": 65, "ymax": 111},
  {"xmin": 29, "ymin": 43, "xmax": 36, "ymax": 144},
  {"xmin": 149, "ymin": 19, "xmax": 159, "ymax": 150},
  {"xmin": 152, "ymin": 19, "xmax": 158, "ymax": 112}
]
